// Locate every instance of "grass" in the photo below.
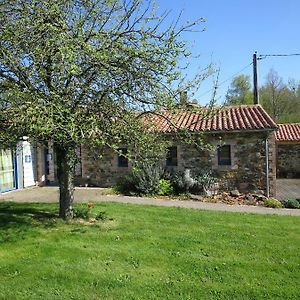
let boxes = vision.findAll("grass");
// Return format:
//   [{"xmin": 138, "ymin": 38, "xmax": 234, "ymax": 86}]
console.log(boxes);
[{"xmin": 0, "ymin": 202, "xmax": 299, "ymax": 300}]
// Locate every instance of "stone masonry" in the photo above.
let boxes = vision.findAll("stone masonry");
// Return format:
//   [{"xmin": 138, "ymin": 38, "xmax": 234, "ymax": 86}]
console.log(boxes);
[
  {"xmin": 79, "ymin": 131, "xmax": 277, "ymax": 197},
  {"xmin": 276, "ymin": 143, "xmax": 300, "ymax": 178},
  {"xmin": 176, "ymin": 131, "xmax": 276, "ymax": 196},
  {"xmin": 81, "ymin": 147, "xmax": 132, "ymax": 187}
]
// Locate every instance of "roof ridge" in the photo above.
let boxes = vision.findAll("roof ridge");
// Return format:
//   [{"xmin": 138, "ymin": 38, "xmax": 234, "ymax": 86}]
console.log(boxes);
[{"xmin": 221, "ymin": 103, "xmax": 263, "ymax": 109}]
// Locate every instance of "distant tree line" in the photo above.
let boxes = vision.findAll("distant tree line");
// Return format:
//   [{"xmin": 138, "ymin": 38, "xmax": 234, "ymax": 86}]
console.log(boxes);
[{"xmin": 225, "ymin": 69, "xmax": 300, "ymax": 123}]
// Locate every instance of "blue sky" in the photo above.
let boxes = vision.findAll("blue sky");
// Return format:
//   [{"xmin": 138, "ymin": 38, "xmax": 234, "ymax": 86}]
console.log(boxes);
[{"xmin": 156, "ymin": 0, "xmax": 300, "ymax": 104}]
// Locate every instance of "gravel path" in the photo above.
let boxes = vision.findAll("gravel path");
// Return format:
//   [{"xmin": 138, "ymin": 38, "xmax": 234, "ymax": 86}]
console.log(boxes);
[{"xmin": 1, "ymin": 186, "xmax": 300, "ymax": 216}]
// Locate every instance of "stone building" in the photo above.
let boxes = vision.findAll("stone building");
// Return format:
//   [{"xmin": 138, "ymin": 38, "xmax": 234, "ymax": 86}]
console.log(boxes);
[
  {"xmin": 20, "ymin": 104, "xmax": 282, "ymax": 197},
  {"xmin": 78, "ymin": 104, "xmax": 278, "ymax": 197},
  {"xmin": 275, "ymin": 123, "xmax": 300, "ymax": 178}
]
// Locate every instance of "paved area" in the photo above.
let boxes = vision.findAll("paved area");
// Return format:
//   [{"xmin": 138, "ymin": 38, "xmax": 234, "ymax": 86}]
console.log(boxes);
[
  {"xmin": 276, "ymin": 179, "xmax": 300, "ymax": 201},
  {"xmin": 1, "ymin": 186, "xmax": 300, "ymax": 216}
]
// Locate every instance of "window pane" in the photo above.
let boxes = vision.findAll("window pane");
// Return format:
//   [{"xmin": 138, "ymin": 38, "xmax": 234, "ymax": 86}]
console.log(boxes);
[
  {"xmin": 166, "ymin": 146, "xmax": 178, "ymax": 167},
  {"xmin": 118, "ymin": 148, "xmax": 128, "ymax": 167},
  {"xmin": 218, "ymin": 145, "xmax": 231, "ymax": 165},
  {"xmin": 0, "ymin": 149, "xmax": 15, "ymax": 191}
]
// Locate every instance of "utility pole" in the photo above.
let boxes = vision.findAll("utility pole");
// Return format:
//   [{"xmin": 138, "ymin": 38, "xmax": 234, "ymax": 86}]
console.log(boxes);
[{"xmin": 253, "ymin": 52, "xmax": 259, "ymax": 104}]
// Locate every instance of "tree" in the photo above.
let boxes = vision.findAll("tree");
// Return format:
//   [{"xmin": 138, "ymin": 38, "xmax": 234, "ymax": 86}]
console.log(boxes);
[
  {"xmin": 280, "ymin": 79, "xmax": 300, "ymax": 123},
  {"xmin": 259, "ymin": 69, "xmax": 292, "ymax": 121},
  {"xmin": 225, "ymin": 74, "xmax": 252, "ymax": 105},
  {"xmin": 0, "ymin": 0, "xmax": 207, "ymax": 219}
]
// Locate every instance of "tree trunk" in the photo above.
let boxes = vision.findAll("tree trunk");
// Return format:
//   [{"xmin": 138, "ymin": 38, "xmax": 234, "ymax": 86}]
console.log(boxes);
[{"xmin": 55, "ymin": 143, "xmax": 77, "ymax": 220}]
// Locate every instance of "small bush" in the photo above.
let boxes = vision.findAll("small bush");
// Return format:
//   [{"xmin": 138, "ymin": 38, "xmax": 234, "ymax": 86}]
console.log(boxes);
[
  {"xmin": 73, "ymin": 203, "xmax": 93, "ymax": 219},
  {"xmin": 194, "ymin": 171, "xmax": 218, "ymax": 194},
  {"xmin": 285, "ymin": 199, "xmax": 300, "ymax": 209},
  {"xmin": 95, "ymin": 211, "xmax": 108, "ymax": 221},
  {"xmin": 158, "ymin": 179, "xmax": 174, "ymax": 196},
  {"xmin": 115, "ymin": 162, "xmax": 164, "ymax": 196},
  {"xmin": 264, "ymin": 198, "xmax": 283, "ymax": 208},
  {"xmin": 171, "ymin": 169, "xmax": 196, "ymax": 193},
  {"xmin": 178, "ymin": 192, "xmax": 192, "ymax": 200},
  {"xmin": 131, "ymin": 162, "xmax": 163, "ymax": 195},
  {"xmin": 101, "ymin": 188, "xmax": 119, "ymax": 195},
  {"xmin": 115, "ymin": 176, "xmax": 136, "ymax": 195},
  {"xmin": 170, "ymin": 169, "xmax": 218, "ymax": 194}
]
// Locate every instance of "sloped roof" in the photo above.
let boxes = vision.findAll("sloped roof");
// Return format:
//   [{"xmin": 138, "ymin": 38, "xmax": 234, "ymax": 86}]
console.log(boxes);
[
  {"xmin": 275, "ymin": 123, "xmax": 300, "ymax": 142},
  {"xmin": 146, "ymin": 104, "xmax": 277, "ymax": 133}
]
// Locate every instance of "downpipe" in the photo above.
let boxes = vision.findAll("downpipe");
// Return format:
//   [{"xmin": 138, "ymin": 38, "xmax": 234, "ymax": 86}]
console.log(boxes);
[{"xmin": 265, "ymin": 138, "xmax": 270, "ymax": 198}]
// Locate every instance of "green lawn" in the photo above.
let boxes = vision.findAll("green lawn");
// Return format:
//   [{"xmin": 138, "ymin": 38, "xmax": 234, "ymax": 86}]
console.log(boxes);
[{"xmin": 0, "ymin": 202, "xmax": 299, "ymax": 300}]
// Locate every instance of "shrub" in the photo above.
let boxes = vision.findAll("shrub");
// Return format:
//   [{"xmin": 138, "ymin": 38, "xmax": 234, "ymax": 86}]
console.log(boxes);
[
  {"xmin": 171, "ymin": 169, "xmax": 195, "ymax": 193},
  {"xmin": 194, "ymin": 170, "xmax": 218, "ymax": 194},
  {"xmin": 131, "ymin": 162, "xmax": 163, "ymax": 195},
  {"xmin": 95, "ymin": 211, "xmax": 108, "ymax": 221},
  {"xmin": 116, "ymin": 162, "xmax": 163, "ymax": 196},
  {"xmin": 115, "ymin": 176, "xmax": 136, "ymax": 195},
  {"xmin": 264, "ymin": 198, "xmax": 283, "ymax": 208},
  {"xmin": 285, "ymin": 199, "xmax": 300, "ymax": 209},
  {"xmin": 170, "ymin": 169, "xmax": 218, "ymax": 194},
  {"xmin": 158, "ymin": 179, "xmax": 174, "ymax": 196},
  {"xmin": 73, "ymin": 202, "xmax": 94, "ymax": 219}
]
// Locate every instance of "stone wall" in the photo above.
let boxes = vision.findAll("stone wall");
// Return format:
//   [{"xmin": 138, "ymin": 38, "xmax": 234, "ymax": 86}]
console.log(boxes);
[
  {"xmin": 81, "ymin": 147, "xmax": 132, "ymax": 187},
  {"xmin": 80, "ymin": 131, "xmax": 277, "ymax": 196},
  {"xmin": 276, "ymin": 143, "xmax": 300, "ymax": 178},
  {"xmin": 176, "ymin": 131, "xmax": 276, "ymax": 196}
]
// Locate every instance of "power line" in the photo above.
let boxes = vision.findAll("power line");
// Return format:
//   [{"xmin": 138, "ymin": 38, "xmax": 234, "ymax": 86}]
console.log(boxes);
[
  {"xmin": 199, "ymin": 62, "xmax": 253, "ymax": 98},
  {"xmin": 258, "ymin": 53, "xmax": 300, "ymax": 60},
  {"xmin": 199, "ymin": 52, "xmax": 300, "ymax": 99}
]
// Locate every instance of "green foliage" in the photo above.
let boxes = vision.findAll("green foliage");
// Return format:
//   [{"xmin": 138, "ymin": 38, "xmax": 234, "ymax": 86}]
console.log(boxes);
[
  {"xmin": 73, "ymin": 203, "xmax": 93, "ymax": 219},
  {"xmin": 130, "ymin": 162, "xmax": 163, "ymax": 196},
  {"xmin": 172, "ymin": 169, "xmax": 196, "ymax": 193},
  {"xmin": 284, "ymin": 199, "xmax": 300, "ymax": 209},
  {"xmin": 171, "ymin": 169, "xmax": 218, "ymax": 194},
  {"xmin": 73, "ymin": 203, "xmax": 110, "ymax": 220},
  {"xmin": 225, "ymin": 70, "xmax": 300, "ymax": 123},
  {"xmin": 158, "ymin": 179, "xmax": 174, "ymax": 196},
  {"xmin": 259, "ymin": 69, "xmax": 293, "ymax": 121},
  {"xmin": 264, "ymin": 198, "xmax": 284, "ymax": 208},
  {"xmin": 115, "ymin": 162, "xmax": 164, "ymax": 196},
  {"xmin": 0, "ymin": 0, "xmax": 211, "ymax": 218},
  {"xmin": 115, "ymin": 176, "xmax": 136, "ymax": 195},
  {"xmin": 0, "ymin": 0, "xmax": 207, "ymax": 146},
  {"xmin": 225, "ymin": 74, "xmax": 253, "ymax": 105},
  {"xmin": 194, "ymin": 170, "xmax": 218, "ymax": 193},
  {"xmin": 104, "ymin": 187, "xmax": 119, "ymax": 195},
  {"xmin": 95, "ymin": 211, "xmax": 108, "ymax": 221}
]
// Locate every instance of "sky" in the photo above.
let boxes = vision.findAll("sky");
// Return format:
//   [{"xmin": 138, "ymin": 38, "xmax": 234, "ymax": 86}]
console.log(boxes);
[{"xmin": 155, "ymin": 0, "xmax": 300, "ymax": 105}]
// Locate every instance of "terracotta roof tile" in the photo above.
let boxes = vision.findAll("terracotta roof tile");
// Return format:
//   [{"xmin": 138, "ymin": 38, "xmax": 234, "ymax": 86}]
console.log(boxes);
[
  {"xmin": 275, "ymin": 123, "xmax": 300, "ymax": 142},
  {"xmin": 146, "ymin": 104, "xmax": 277, "ymax": 133}
]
